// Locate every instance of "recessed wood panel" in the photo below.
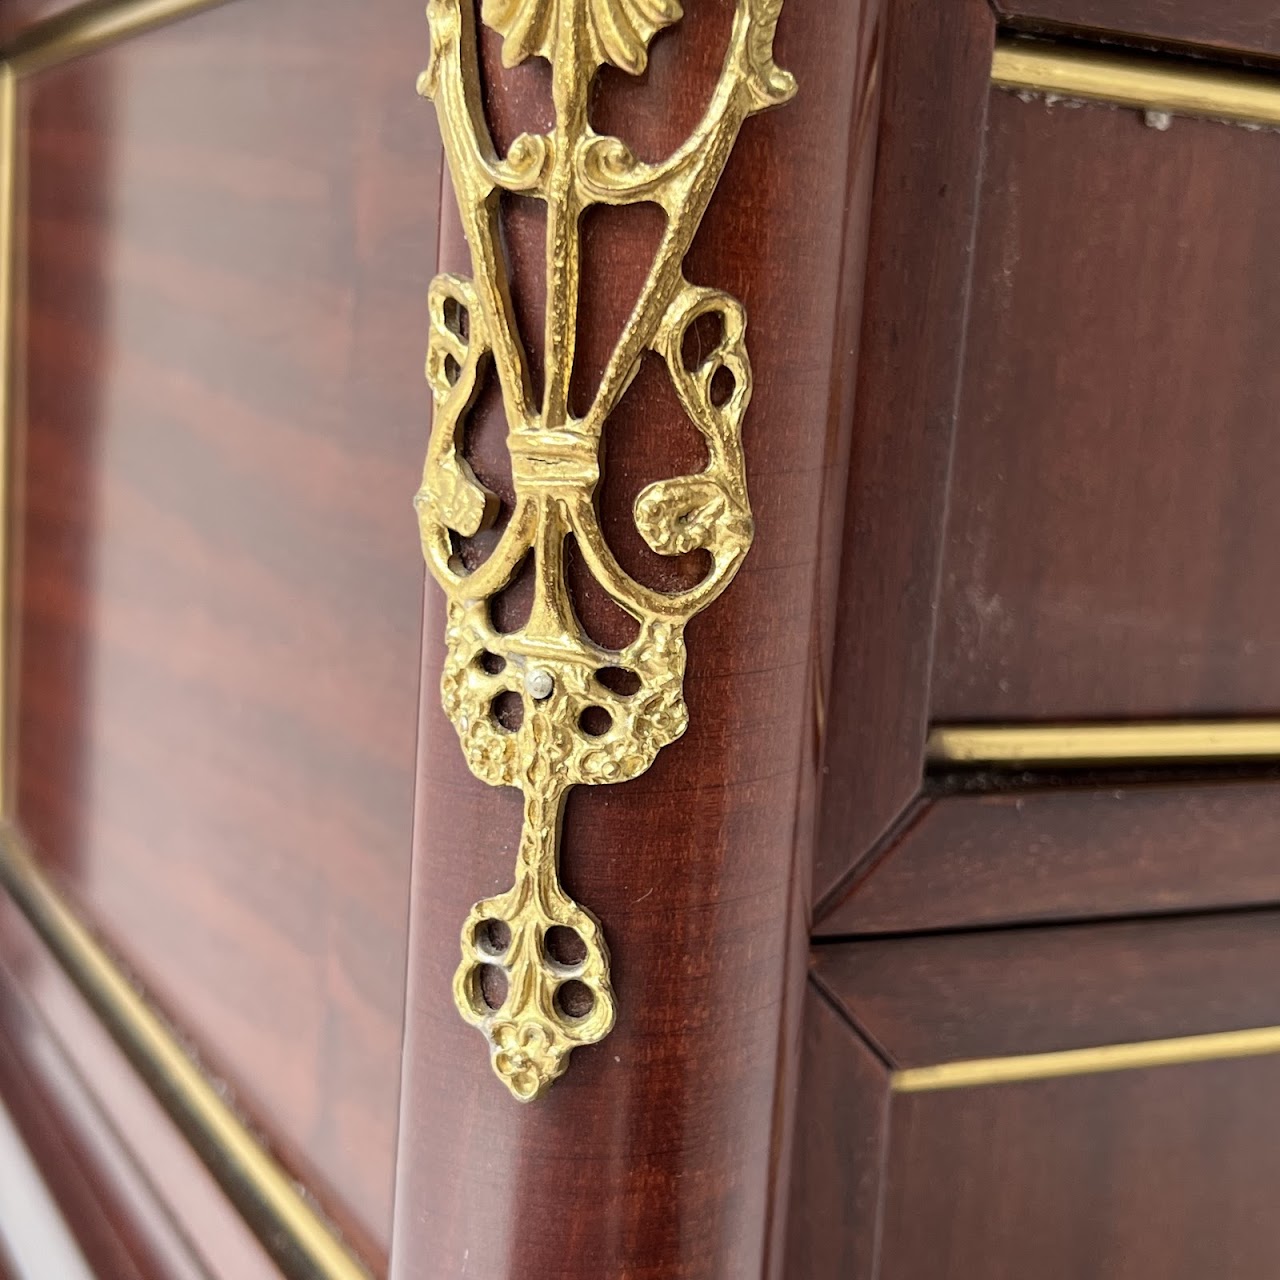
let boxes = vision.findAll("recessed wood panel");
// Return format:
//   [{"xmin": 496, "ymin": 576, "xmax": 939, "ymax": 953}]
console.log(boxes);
[
  {"xmin": 13, "ymin": 0, "xmax": 439, "ymax": 1255},
  {"xmin": 813, "ymin": 0, "xmax": 995, "ymax": 900},
  {"xmin": 816, "ymin": 911, "xmax": 1280, "ymax": 1068},
  {"xmin": 817, "ymin": 778, "xmax": 1280, "ymax": 936},
  {"xmin": 931, "ymin": 90, "xmax": 1280, "ymax": 723},
  {"xmin": 880, "ymin": 1058, "xmax": 1280, "ymax": 1280},
  {"xmin": 797, "ymin": 916, "xmax": 1280, "ymax": 1276}
]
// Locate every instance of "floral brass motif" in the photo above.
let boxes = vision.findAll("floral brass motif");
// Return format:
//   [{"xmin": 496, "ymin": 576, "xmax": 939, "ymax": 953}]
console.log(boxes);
[{"xmin": 416, "ymin": 0, "xmax": 794, "ymax": 1101}]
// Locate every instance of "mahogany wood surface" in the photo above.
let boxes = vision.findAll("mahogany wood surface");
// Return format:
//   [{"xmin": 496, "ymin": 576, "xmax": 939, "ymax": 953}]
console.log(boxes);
[
  {"xmin": 880, "ymin": 1057, "xmax": 1280, "ymax": 1280},
  {"xmin": 0, "ymin": 894, "xmax": 279, "ymax": 1280},
  {"xmin": 784, "ymin": 983, "xmax": 890, "ymax": 1280},
  {"xmin": 817, "ymin": 909, "xmax": 1280, "ymax": 1066},
  {"xmin": 932, "ymin": 89, "xmax": 1280, "ymax": 723},
  {"xmin": 12, "ymin": 0, "xmax": 440, "ymax": 1258},
  {"xmin": 390, "ymin": 2, "xmax": 883, "ymax": 1276},
  {"xmin": 995, "ymin": 0, "xmax": 1280, "ymax": 60},
  {"xmin": 817, "ymin": 777, "xmax": 1280, "ymax": 936},
  {"xmin": 813, "ymin": 0, "xmax": 995, "ymax": 904},
  {"xmin": 799, "ymin": 918, "xmax": 1280, "ymax": 1278}
]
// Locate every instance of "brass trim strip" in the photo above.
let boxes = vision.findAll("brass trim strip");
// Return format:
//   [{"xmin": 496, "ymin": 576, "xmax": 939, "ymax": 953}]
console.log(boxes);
[
  {"xmin": 893, "ymin": 1024, "xmax": 1280, "ymax": 1093},
  {"xmin": 3, "ymin": 0, "xmax": 232, "ymax": 77},
  {"xmin": 992, "ymin": 38, "xmax": 1280, "ymax": 128},
  {"xmin": 927, "ymin": 721, "xmax": 1280, "ymax": 768},
  {"xmin": 0, "ymin": 831, "xmax": 371, "ymax": 1280}
]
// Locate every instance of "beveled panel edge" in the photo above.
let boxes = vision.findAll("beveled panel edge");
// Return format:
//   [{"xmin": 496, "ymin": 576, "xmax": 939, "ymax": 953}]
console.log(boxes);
[
  {"xmin": 2, "ymin": 0, "xmax": 233, "ymax": 77},
  {"xmin": 992, "ymin": 34, "xmax": 1280, "ymax": 126},
  {"xmin": 0, "ymin": 1092, "xmax": 97, "ymax": 1280},
  {"xmin": 0, "ymin": 828, "xmax": 373, "ymax": 1280},
  {"xmin": 893, "ymin": 1023, "xmax": 1280, "ymax": 1093},
  {"xmin": 927, "ymin": 721, "xmax": 1280, "ymax": 768}
]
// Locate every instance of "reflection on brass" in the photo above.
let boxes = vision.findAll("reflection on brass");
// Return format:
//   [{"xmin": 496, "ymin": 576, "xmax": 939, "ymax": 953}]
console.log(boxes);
[
  {"xmin": 893, "ymin": 1024, "xmax": 1280, "ymax": 1093},
  {"xmin": 927, "ymin": 721, "xmax": 1280, "ymax": 769},
  {"xmin": 416, "ymin": 0, "xmax": 794, "ymax": 1099},
  {"xmin": 0, "ymin": 831, "xmax": 370, "ymax": 1280},
  {"xmin": 992, "ymin": 37, "xmax": 1280, "ymax": 128}
]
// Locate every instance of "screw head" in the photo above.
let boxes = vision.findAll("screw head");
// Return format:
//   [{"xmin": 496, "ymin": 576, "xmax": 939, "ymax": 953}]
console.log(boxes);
[{"xmin": 525, "ymin": 669, "xmax": 555, "ymax": 701}]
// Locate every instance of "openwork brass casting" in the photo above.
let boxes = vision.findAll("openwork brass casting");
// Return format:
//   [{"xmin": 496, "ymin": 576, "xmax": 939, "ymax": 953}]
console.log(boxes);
[{"xmin": 416, "ymin": 0, "xmax": 794, "ymax": 1101}]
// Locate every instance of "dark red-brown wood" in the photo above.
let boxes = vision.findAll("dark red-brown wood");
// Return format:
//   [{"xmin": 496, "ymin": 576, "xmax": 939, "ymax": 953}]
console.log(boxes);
[
  {"xmin": 0, "ymin": 893, "xmax": 279, "ymax": 1280},
  {"xmin": 390, "ymin": 2, "xmax": 883, "ymax": 1276},
  {"xmin": 996, "ymin": 0, "xmax": 1280, "ymax": 61},
  {"xmin": 784, "ymin": 982, "xmax": 891, "ymax": 1280},
  {"xmin": 813, "ymin": 0, "xmax": 995, "ymax": 905},
  {"xmin": 11, "ymin": 0, "xmax": 441, "ymax": 1259},
  {"xmin": 817, "ymin": 777, "xmax": 1280, "ymax": 936},
  {"xmin": 932, "ymin": 89, "xmax": 1280, "ymax": 724},
  {"xmin": 798, "ymin": 917, "xmax": 1280, "ymax": 1278},
  {"xmin": 817, "ymin": 910, "xmax": 1280, "ymax": 1066},
  {"xmin": 881, "ymin": 1057, "xmax": 1280, "ymax": 1280}
]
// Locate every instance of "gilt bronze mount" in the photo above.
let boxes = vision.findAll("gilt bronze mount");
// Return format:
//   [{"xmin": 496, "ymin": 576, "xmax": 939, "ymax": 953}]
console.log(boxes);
[{"xmin": 416, "ymin": 0, "xmax": 794, "ymax": 1100}]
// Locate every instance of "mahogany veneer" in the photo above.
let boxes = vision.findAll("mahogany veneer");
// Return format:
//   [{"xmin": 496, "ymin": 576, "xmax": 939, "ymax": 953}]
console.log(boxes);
[{"xmin": 13, "ymin": 0, "xmax": 440, "ymax": 1257}]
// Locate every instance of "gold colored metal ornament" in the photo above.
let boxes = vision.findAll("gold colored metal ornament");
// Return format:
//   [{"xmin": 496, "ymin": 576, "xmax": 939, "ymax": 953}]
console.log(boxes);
[{"xmin": 415, "ymin": 0, "xmax": 794, "ymax": 1101}]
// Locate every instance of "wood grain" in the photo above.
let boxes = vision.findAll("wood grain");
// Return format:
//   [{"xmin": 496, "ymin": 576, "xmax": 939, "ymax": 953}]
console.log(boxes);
[
  {"xmin": 996, "ymin": 0, "xmax": 1280, "ymax": 61},
  {"xmin": 817, "ymin": 778, "xmax": 1280, "ymax": 936},
  {"xmin": 932, "ymin": 89, "xmax": 1280, "ymax": 723},
  {"xmin": 814, "ymin": 0, "xmax": 995, "ymax": 905},
  {"xmin": 880, "ymin": 1056, "xmax": 1280, "ymax": 1280},
  {"xmin": 12, "ymin": 0, "xmax": 440, "ymax": 1257},
  {"xmin": 0, "ymin": 894, "xmax": 279, "ymax": 1280},
  {"xmin": 391, "ymin": 2, "xmax": 883, "ymax": 1276},
  {"xmin": 817, "ymin": 910, "xmax": 1280, "ymax": 1067},
  {"xmin": 784, "ymin": 982, "xmax": 891, "ymax": 1280},
  {"xmin": 805, "ymin": 915, "xmax": 1280, "ymax": 1279}
]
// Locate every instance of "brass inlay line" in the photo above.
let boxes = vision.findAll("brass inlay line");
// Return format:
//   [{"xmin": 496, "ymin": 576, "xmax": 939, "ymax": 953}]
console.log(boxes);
[
  {"xmin": 3, "ymin": 0, "xmax": 233, "ymax": 76},
  {"xmin": 992, "ymin": 37, "xmax": 1280, "ymax": 128},
  {"xmin": 893, "ymin": 1025, "xmax": 1280, "ymax": 1093},
  {"xmin": 0, "ymin": 831, "xmax": 371, "ymax": 1280},
  {"xmin": 927, "ymin": 721, "xmax": 1280, "ymax": 768}
]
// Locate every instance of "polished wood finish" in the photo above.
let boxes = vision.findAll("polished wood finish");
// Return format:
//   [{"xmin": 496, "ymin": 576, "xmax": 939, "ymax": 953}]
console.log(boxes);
[
  {"xmin": 0, "ymin": 893, "xmax": 278, "ymax": 1280},
  {"xmin": 818, "ymin": 777, "xmax": 1280, "ymax": 936},
  {"xmin": 880, "ymin": 1056, "xmax": 1280, "ymax": 1280},
  {"xmin": 814, "ymin": 0, "xmax": 995, "ymax": 904},
  {"xmin": 996, "ymin": 0, "xmax": 1280, "ymax": 61},
  {"xmin": 932, "ymin": 89, "xmax": 1280, "ymax": 724},
  {"xmin": 785, "ymin": 983, "xmax": 890, "ymax": 1280},
  {"xmin": 817, "ymin": 911, "xmax": 1280, "ymax": 1066},
  {"xmin": 795, "ymin": 916, "xmax": 1280, "ymax": 1278},
  {"xmin": 391, "ymin": 2, "xmax": 883, "ymax": 1276},
  {"xmin": 12, "ymin": 0, "xmax": 440, "ymax": 1259}
]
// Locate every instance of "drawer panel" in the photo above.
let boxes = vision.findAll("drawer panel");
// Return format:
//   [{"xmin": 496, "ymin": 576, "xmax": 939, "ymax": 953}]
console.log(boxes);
[
  {"xmin": 932, "ymin": 85, "xmax": 1280, "ymax": 723},
  {"xmin": 792, "ymin": 913, "xmax": 1280, "ymax": 1278}
]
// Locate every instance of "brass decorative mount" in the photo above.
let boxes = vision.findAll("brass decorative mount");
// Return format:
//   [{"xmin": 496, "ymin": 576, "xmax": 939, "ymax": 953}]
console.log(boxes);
[{"xmin": 416, "ymin": 0, "xmax": 794, "ymax": 1101}]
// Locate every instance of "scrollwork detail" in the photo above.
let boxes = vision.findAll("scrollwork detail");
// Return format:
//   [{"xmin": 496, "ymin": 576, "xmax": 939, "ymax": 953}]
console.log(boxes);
[{"xmin": 418, "ymin": 0, "xmax": 793, "ymax": 1100}]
